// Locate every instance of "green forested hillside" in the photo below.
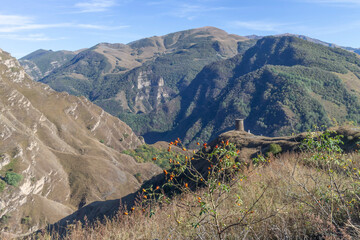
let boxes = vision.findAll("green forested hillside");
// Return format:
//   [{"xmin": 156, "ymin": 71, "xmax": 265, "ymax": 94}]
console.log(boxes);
[{"xmin": 145, "ymin": 36, "xmax": 360, "ymax": 147}]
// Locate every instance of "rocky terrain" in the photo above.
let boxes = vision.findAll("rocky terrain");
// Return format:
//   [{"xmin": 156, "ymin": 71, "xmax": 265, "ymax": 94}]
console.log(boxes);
[
  {"xmin": 19, "ymin": 49, "xmax": 82, "ymax": 81},
  {"xmin": 0, "ymin": 49, "xmax": 161, "ymax": 236}
]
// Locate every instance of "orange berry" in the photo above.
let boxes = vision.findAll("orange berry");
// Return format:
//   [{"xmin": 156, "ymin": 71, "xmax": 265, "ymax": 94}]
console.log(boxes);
[
  {"xmin": 124, "ymin": 212, "xmax": 128, "ymax": 215},
  {"xmin": 197, "ymin": 142, "xmax": 200, "ymax": 145},
  {"xmin": 152, "ymin": 157, "xmax": 157, "ymax": 161}
]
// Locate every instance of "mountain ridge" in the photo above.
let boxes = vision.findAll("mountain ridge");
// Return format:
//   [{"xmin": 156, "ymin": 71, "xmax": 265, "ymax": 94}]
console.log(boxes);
[
  {"xmin": 143, "ymin": 35, "xmax": 360, "ymax": 146},
  {"xmin": 18, "ymin": 27, "xmax": 360, "ymax": 147}
]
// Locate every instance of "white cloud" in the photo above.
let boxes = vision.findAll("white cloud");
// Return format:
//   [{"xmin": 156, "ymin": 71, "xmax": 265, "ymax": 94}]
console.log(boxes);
[
  {"xmin": 76, "ymin": 24, "xmax": 129, "ymax": 30},
  {"xmin": 0, "ymin": 14, "xmax": 127, "ymax": 33},
  {"xmin": 232, "ymin": 21, "xmax": 291, "ymax": 32},
  {"xmin": 0, "ymin": 33, "xmax": 65, "ymax": 41},
  {"xmin": 75, "ymin": 0, "xmax": 116, "ymax": 12},
  {"xmin": 169, "ymin": 4, "xmax": 229, "ymax": 20},
  {"xmin": 0, "ymin": 15, "xmax": 32, "ymax": 26},
  {"xmin": 0, "ymin": 23, "xmax": 71, "ymax": 33}
]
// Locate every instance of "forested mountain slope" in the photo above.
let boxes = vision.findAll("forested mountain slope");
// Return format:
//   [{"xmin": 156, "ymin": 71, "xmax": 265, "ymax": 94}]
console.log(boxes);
[{"xmin": 148, "ymin": 36, "xmax": 360, "ymax": 146}]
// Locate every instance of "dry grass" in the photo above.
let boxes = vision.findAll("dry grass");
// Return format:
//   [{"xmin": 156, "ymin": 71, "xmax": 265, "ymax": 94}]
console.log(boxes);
[{"xmin": 24, "ymin": 151, "xmax": 360, "ymax": 240}]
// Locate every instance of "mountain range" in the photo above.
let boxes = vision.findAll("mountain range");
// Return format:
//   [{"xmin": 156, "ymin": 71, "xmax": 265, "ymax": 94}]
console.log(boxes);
[
  {"xmin": 20, "ymin": 27, "xmax": 257, "ymax": 136},
  {"xmin": 157, "ymin": 35, "xmax": 360, "ymax": 146},
  {"xmin": 19, "ymin": 27, "xmax": 360, "ymax": 147}
]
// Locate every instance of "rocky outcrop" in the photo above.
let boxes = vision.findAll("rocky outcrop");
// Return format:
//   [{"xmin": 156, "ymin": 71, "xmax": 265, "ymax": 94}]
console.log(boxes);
[
  {"xmin": 211, "ymin": 126, "xmax": 360, "ymax": 160},
  {"xmin": 19, "ymin": 49, "xmax": 79, "ymax": 81},
  {"xmin": 0, "ymin": 49, "xmax": 161, "ymax": 236}
]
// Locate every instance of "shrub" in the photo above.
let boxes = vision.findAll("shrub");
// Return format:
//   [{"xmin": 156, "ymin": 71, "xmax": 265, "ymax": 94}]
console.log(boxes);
[
  {"xmin": 123, "ymin": 144, "xmax": 187, "ymax": 169},
  {"xmin": 4, "ymin": 172, "xmax": 23, "ymax": 187},
  {"xmin": 0, "ymin": 180, "xmax": 5, "ymax": 192},
  {"xmin": 298, "ymin": 129, "xmax": 360, "ymax": 235},
  {"xmin": 268, "ymin": 143, "xmax": 282, "ymax": 155},
  {"xmin": 0, "ymin": 214, "xmax": 10, "ymax": 226},
  {"xmin": 140, "ymin": 140, "xmax": 274, "ymax": 239},
  {"xmin": 21, "ymin": 216, "xmax": 31, "ymax": 225},
  {"xmin": 134, "ymin": 173, "xmax": 142, "ymax": 183}
]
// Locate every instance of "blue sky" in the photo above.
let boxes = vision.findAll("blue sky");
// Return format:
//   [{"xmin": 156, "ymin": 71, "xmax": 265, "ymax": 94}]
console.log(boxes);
[{"xmin": 0, "ymin": 0, "xmax": 359, "ymax": 58}]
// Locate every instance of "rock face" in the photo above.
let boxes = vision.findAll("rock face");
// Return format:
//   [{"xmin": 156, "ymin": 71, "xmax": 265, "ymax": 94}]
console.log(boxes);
[
  {"xmin": 0, "ymin": 49, "xmax": 161, "ymax": 236},
  {"xmin": 19, "ymin": 49, "xmax": 80, "ymax": 81}
]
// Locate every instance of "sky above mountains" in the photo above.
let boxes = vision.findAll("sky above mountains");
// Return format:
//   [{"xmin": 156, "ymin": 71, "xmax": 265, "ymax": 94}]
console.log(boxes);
[{"xmin": 1, "ymin": 0, "xmax": 359, "ymax": 58}]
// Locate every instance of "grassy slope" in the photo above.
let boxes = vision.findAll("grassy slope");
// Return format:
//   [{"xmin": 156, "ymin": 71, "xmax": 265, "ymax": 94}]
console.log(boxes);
[{"xmin": 35, "ymin": 140, "xmax": 360, "ymax": 239}]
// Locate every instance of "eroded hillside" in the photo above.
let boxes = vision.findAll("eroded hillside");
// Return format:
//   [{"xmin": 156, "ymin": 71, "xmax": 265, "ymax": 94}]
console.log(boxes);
[
  {"xmin": 19, "ymin": 49, "xmax": 82, "ymax": 81},
  {"xmin": 0, "ymin": 49, "xmax": 161, "ymax": 236}
]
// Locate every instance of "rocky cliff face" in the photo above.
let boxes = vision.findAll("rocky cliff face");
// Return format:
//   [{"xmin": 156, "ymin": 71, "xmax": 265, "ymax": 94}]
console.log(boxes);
[
  {"xmin": 0, "ymin": 49, "xmax": 161, "ymax": 236},
  {"xmin": 19, "ymin": 49, "xmax": 80, "ymax": 81}
]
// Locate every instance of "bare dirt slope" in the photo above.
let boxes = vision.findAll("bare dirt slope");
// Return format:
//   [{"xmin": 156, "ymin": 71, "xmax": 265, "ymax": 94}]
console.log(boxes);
[{"xmin": 0, "ymin": 49, "xmax": 161, "ymax": 236}]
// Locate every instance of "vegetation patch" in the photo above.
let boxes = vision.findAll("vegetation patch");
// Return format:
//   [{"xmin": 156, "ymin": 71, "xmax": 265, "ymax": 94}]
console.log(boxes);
[
  {"xmin": 0, "ymin": 180, "xmax": 5, "ymax": 192},
  {"xmin": 4, "ymin": 172, "xmax": 23, "ymax": 187},
  {"xmin": 267, "ymin": 143, "xmax": 282, "ymax": 156},
  {"xmin": 21, "ymin": 216, "xmax": 31, "ymax": 225},
  {"xmin": 123, "ymin": 144, "xmax": 187, "ymax": 169},
  {"xmin": 0, "ymin": 158, "xmax": 20, "ymax": 175}
]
